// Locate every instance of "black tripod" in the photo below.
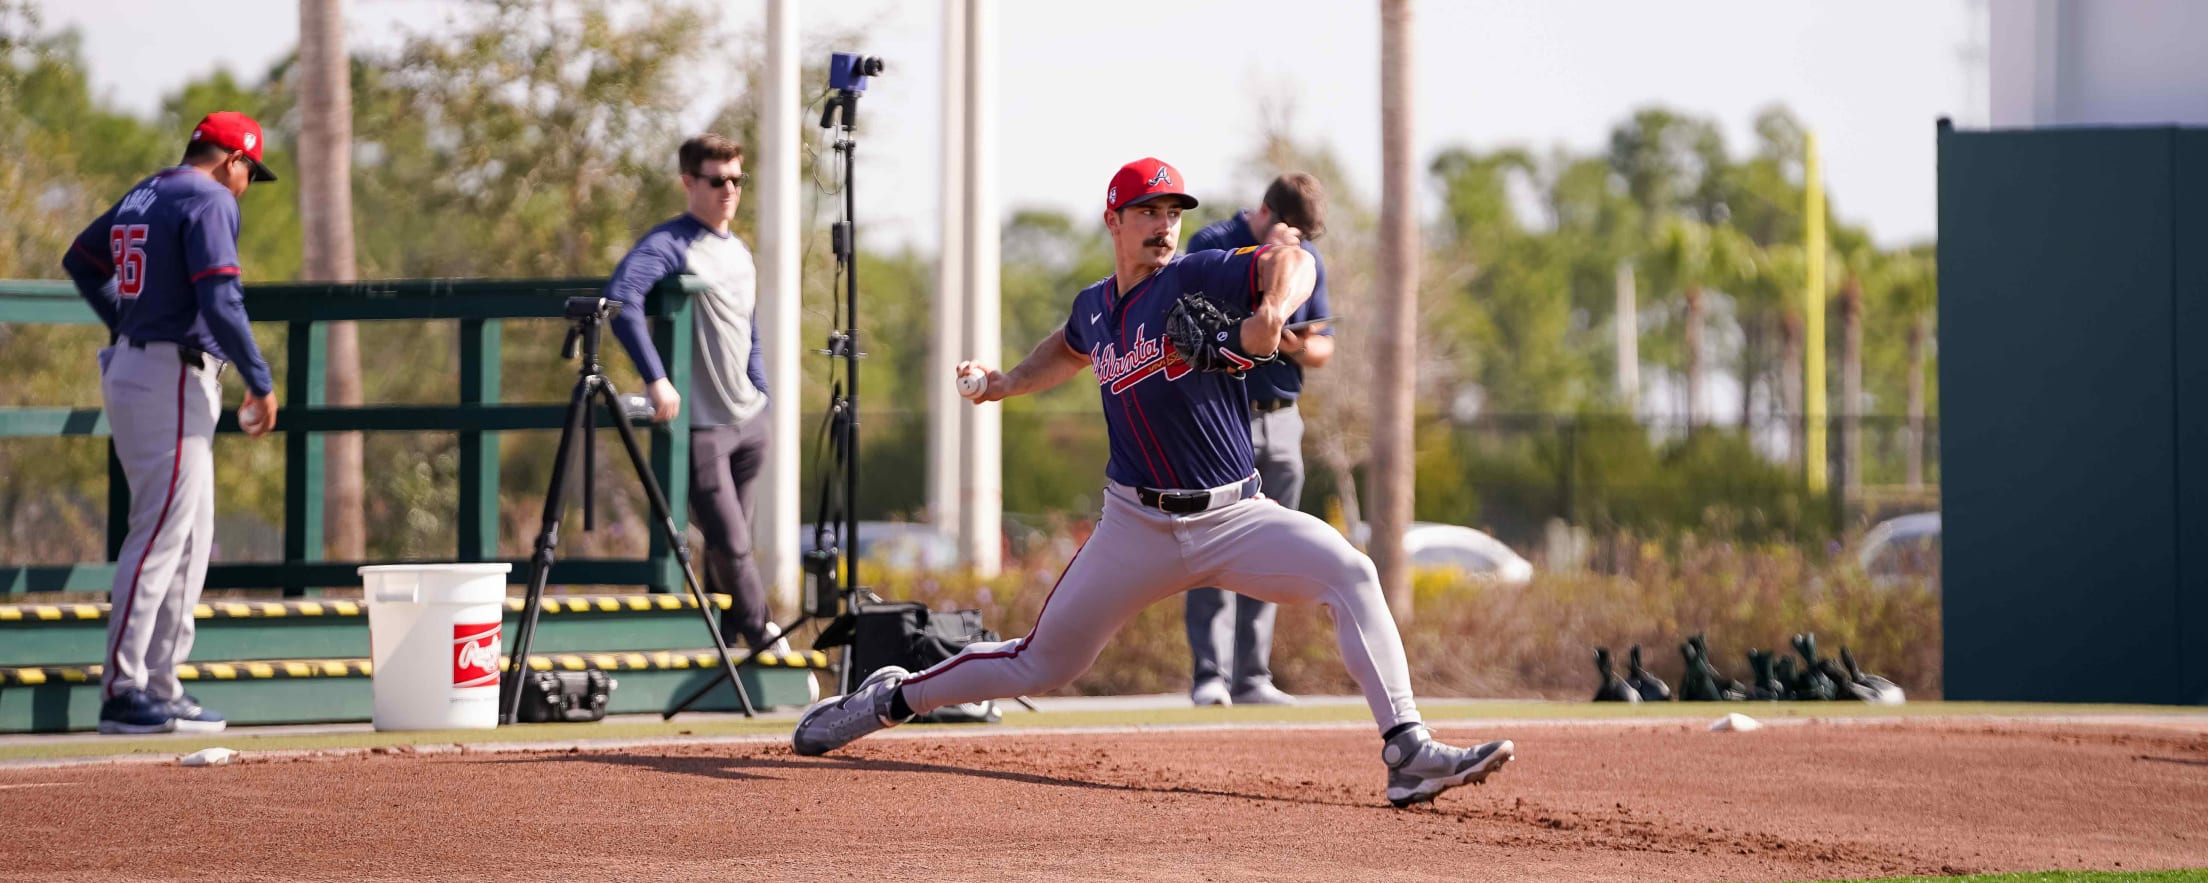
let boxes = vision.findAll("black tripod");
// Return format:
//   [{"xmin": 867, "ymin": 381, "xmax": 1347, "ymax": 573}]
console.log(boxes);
[
  {"xmin": 665, "ymin": 78, "xmax": 874, "ymax": 718},
  {"xmin": 503, "ymin": 295, "xmax": 757, "ymax": 724}
]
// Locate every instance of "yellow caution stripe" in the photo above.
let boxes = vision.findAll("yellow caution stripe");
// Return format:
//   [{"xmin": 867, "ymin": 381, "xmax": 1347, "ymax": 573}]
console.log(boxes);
[
  {"xmin": 512, "ymin": 649, "xmax": 831, "ymax": 672},
  {"xmin": 515, "ymin": 594, "xmax": 730, "ymax": 614},
  {"xmin": 0, "ymin": 659, "xmax": 375, "ymax": 684},
  {"xmin": 0, "ymin": 647, "xmax": 829, "ymax": 685},
  {"xmin": 0, "ymin": 593, "xmax": 733, "ymax": 623}
]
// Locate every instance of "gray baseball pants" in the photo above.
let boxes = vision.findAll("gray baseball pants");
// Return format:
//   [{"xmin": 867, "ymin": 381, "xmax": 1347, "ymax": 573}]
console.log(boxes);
[
  {"xmin": 1185, "ymin": 403, "xmax": 1304, "ymax": 693},
  {"xmin": 899, "ymin": 478, "xmax": 1423, "ymax": 733},
  {"xmin": 99, "ymin": 339, "xmax": 221, "ymax": 702}
]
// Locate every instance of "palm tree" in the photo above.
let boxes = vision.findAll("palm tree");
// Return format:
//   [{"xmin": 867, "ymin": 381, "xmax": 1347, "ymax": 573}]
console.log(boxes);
[
  {"xmin": 1832, "ymin": 233, "xmax": 1877, "ymax": 494},
  {"xmin": 1649, "ymin": 219, "xmax": 1752, "ymax": 430},
  {"xmin": 299, "ymin": 0, "xmax": 363, "ymax": 560},
  {"xmin": 1755, "ymin": 244, "xmax": 1807, "ymax": 460},
  {"xmin": 1877, "ymin": 249, "xmax": 1937, "ymax": 489},
  {"xmin": 1717, "ymin": 229, "xmax": 1786, "ymax": 434},
  {"xmin": 1373, "ymin": 0, "xmax": 1418, "ymax": 618}
]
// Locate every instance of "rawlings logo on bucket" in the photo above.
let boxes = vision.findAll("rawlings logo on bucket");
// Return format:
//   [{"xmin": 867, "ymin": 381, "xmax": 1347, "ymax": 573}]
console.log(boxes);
[{"xmin": 452, "ymin": 621, "xmax": 502, "ymax": 688}]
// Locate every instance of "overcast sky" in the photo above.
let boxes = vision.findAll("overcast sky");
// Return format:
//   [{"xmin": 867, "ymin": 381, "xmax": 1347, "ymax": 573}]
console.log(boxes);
[{"xmin": 38, "ymin": 0, "xmax": 1979, "ymax": 252}]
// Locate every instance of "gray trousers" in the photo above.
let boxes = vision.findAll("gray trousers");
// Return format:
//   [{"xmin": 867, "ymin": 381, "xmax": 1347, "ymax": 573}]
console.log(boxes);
[
  {"xmin": 99, "ymin": 340, "xmax": 222, "ymax": 702},
  {"xmin": 904, "ymin": 477, "xmax": 1420, "ymax": 732},
  {"xmin": 690, "ymin": 418, "xmax": 771, "ymax": 651},
  {"xmin": 1185, "ymin": 403, "xmax": 1305, "ymax": 692}
]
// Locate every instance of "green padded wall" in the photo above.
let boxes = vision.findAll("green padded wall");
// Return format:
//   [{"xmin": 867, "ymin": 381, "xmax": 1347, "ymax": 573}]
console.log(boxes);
[
  {"xmin": 2176, "ymin": 131, "xmax": 2208, "ymax": 705},
  {"xmin": 1939, "ymin": 125, "xmax": 2191, "ymax": 703}
]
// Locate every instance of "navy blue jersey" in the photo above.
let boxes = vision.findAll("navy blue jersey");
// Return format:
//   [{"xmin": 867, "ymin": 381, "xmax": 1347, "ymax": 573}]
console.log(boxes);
[
  {"xmin": 1185, "ymin": 210, "xmax": 1330, "ymax": 404},
  {"xmin": 62, "ymin": 167, "xmax": 273, "ymax": 394},
  {"xmin": 1063, "ymin": 246, "xmax": 1277, "ymax": 490}
]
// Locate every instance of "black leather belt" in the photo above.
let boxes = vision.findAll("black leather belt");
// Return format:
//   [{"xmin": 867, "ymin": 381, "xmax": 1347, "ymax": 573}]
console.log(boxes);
[
  {"xmin": 1137, "ymin": 474, "xmax": 1262, "ymax": 514},
  {"xmin": 127, "ymin": 338, "xmax": 212, "ymax": 370},
  {"xmin": 1251, "ymin": 398, "xmax": 1295, "ymax": 414}
]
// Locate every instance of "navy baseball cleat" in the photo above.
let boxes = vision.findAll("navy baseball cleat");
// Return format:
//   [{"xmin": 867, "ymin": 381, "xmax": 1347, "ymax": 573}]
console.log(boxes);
[
  {"xmin": 97, "ymin": 688, "xmax": 177, "ymax": 735},
  {"xmin": 167, "ymin": 694, "xmax": 227, "ymax": 734},
  {"xmin": 1382, "ymin": 725, "xmax": 1513, "ymax": 808},
  {"xmin": 792, "ymin": 665, "xmax": 911, "ymax": 756}
]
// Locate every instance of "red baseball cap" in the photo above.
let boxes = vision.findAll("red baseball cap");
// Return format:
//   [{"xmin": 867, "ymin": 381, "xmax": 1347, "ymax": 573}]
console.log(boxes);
[
  {"xmin": 190, "ymin": 111, "xmax": 278, "ymax": 182},
  {"xmin": 1106, "ymin": 157, "xmax": 1197, "ymax": 212}
]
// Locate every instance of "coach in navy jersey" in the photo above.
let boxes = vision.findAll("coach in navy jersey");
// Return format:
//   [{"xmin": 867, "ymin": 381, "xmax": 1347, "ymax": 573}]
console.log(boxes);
[
  {"xmin": 599, "ymin": 134, "xmax": 782, "ymax": 654},
  {"xmin": 1181, "ymin": 173, "xmax": 1334, "ymax": 708},
  {"xmin": 61, "ymin": 111, "xmax": 280, "ymax": 734}
]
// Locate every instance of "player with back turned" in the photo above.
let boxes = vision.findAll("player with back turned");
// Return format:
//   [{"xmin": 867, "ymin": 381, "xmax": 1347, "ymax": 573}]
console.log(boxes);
[
  {"xmin": 792, "ymin": 158, "xmax": 1515, "ymax": 808},
  {"xmin": 60, "ymin": 111, "xmax": 281, "ymax": 735}
]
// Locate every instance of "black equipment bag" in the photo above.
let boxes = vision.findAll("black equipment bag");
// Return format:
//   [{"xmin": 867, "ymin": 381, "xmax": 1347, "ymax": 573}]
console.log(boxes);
[
  {"xmin": 849, "ymin": 601, "xmax": 1001, "ymax": 724},
  {"xmin": 513, "ymin": 669, "xmax": 616, "ymax": 723}
]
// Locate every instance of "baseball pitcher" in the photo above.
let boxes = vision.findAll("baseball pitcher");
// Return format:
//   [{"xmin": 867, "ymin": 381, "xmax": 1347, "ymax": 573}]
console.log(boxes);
[{"xmin": 793, "ymin": 158, "xmax": 1513, "ymax": 808}]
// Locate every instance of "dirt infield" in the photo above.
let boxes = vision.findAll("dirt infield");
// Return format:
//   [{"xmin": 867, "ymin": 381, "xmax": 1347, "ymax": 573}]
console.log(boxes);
[{"xmin": 2, "ymin": 716, "xmax": 2204, "ymax": 882}]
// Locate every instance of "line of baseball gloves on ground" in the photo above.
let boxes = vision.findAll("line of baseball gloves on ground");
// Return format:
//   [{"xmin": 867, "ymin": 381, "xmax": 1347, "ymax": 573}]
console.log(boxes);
[{"xmin": 1593, "ymin": 633, "xmax": 1905, "ymax": 704}]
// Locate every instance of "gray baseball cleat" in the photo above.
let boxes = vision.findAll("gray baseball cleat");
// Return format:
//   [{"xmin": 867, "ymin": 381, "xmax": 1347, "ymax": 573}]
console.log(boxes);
[
  {"xmin": 792, "ymin": 665, "xmax": 912, "ymax": 756},
  {"xmin": 1382, "ymin": 725, "xmax": 1514, "ymax": 808}
]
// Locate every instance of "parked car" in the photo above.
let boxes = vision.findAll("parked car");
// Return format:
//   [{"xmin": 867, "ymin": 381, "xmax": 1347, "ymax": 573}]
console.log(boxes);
[
  {"xmin": 799, "ymin": 518, "xmax": 1071, "ymax": 570},
  {"xmin": 1858, "ymin": 512, "xmax": 1940, "ymax": 591},
  {"xmin": 1349, "ymin": 521, "xmax": 1535, "ymax": 585},
  {"xmin": 801, "ymin": 521, "xmax": 960, "ymax": 571}
]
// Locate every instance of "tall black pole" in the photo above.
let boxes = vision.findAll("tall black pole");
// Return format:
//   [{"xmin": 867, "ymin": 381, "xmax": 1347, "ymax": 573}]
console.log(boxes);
[
  {"xmin": 839, "ymin": 113, "xmax": 856, "ymax": 644},
  {"xmin": 838, "ymin": 102, "xmax": 862, "ymax": 693}
]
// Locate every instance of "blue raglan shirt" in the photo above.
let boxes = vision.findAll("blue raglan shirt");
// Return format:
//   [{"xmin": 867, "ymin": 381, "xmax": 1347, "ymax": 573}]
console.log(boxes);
[
  {"xmin": 1062, "ymin": 246, "xmax": 1278, "ymax": 491},
  {"xmin": 62, "ymin": 168, "xmax": 274, "ymax": 395},
  {"xmin": 1185, "ymin": 210, "xmax": 1331, "ymax": 404},
  {"xmin": 600, "ymin": 215, "xmax": 769, "ymax": 426}
]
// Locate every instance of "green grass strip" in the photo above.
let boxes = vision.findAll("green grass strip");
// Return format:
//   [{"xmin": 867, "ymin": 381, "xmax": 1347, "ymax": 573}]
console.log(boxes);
[
  {"xmin": 2, "ymin": 700, "xmax": 2196, "ymax": 764},
  {"xmin": 1812, "ymin": 870, "xmax": 2208, "ymax": 882}
]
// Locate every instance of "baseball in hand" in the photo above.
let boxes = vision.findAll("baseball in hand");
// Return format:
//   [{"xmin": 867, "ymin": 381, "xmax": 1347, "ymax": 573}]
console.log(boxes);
[
  {"xmin": 956, "ymin": 368, "xmax": 987, "ymax": 398},
  {"xmin": 238, "ymin": 403, "xmax": 262, "ymax": 426}
]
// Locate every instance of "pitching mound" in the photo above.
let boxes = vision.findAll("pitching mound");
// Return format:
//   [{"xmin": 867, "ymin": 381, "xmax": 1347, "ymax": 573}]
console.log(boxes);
[{"xmin": 2, "ymin": 716, "xmax": 2203, "ymax": 881}]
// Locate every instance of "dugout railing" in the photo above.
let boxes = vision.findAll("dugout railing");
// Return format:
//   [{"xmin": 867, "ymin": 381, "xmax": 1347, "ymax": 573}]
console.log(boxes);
[{"xmin": 0, "ymin": 276, "xmax": 706, "ymax": 597}]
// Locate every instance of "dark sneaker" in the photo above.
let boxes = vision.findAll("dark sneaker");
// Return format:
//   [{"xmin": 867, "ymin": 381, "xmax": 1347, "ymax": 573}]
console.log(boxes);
[
  {"xmin": 168, "ymin": 694, "xmax": 228, "ymax": 734},
  {"xmin": 97, "ymin": 688, "xmax": 177, "ymax": 735}
]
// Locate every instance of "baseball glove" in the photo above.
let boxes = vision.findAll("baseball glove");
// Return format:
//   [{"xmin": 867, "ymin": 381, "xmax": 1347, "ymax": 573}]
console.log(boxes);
[{"xmin": 1164, "ymin": 292, "xmax": 1270, "ymax": 374}]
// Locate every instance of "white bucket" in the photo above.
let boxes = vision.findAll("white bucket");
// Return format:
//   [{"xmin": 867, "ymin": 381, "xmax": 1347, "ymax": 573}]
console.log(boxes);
[{"xmin": 359, "ymin": 563, "xmax": 513, "ymax": 731}]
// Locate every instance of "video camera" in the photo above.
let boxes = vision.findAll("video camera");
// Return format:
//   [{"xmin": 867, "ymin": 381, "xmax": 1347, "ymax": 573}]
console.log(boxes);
[
  {"xmin": 828, "ymin": 52, "xmax": 884, "ymax": 93},
  {"xmin": 821, "ymin": 52, "xmax": 885, "ymax": 131}
]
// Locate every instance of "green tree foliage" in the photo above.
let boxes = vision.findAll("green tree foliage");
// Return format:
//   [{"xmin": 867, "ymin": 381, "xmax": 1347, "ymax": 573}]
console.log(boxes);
[{"xmin": 0, "ymin": 0, "xmax": 1937, "ymax": 561}]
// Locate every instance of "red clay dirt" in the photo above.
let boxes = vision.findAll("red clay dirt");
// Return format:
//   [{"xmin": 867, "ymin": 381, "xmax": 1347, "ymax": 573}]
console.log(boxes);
[{"xmin": 2, "ymin": 717, "xmax": 2204, "ymax": 882}]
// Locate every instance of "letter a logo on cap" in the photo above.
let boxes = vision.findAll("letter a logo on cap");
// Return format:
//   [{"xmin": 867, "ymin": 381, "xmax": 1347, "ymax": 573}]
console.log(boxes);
[{"xmin": 1147, "ymin": 166, "xmax": 1173, "ymax": 188}]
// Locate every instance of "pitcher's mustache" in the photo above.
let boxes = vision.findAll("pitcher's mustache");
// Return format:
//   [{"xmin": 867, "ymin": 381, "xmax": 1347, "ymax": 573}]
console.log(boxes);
[{"xmin": 1144, "ymin": 235, "xmax": 1171, "ymax": 248}]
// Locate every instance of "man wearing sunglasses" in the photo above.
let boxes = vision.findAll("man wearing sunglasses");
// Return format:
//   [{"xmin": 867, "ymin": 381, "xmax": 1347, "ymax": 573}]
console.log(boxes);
[{"xmin": 599, "ymin": 134, "xmax": 783, "ymax": 657}]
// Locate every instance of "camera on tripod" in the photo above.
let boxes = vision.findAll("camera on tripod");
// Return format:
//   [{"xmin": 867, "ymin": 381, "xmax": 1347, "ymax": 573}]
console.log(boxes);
[
  {"xmin": 507, "ymin": 288, "xmax": 762, "ymax": 723},
  {"xmin": 563, "ymin": 295, "xmax": 618, "ymax": 321}
]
